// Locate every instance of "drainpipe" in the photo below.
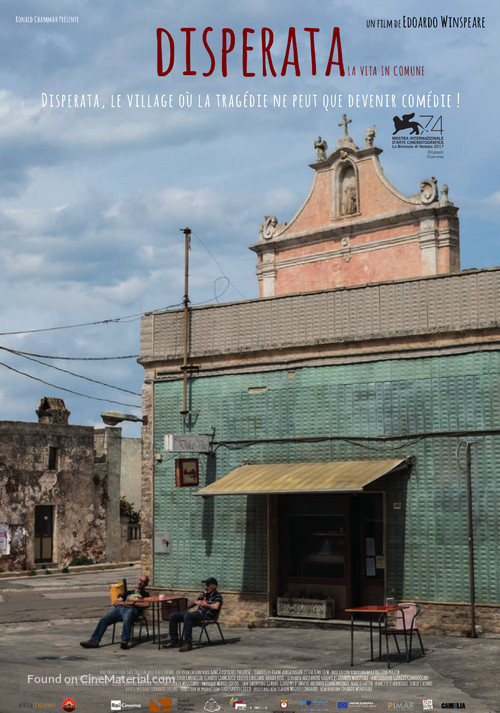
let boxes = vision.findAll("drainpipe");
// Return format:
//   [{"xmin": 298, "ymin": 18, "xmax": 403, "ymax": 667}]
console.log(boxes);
[{"xmin": 458, "ymin": 439, "xmax": 478, "ymax": 638}]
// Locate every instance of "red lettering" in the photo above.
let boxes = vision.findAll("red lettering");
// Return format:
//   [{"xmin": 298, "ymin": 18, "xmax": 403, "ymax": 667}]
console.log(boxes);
[
  {"xmin": 304, "ymin": 27, "xmax": 319, "ymax": 76},
  {"xmin": 181, "ymin": 27, "xmax": 197, "ymax": 75},
  {"xmin": 156, "ymin": 26, "xmax": 346, "ymax": 78},
  {"xmin": 242, "ymin": 28, "xmax": 255, "ymax": 77},
  {"xmin": 325, "ymin": 27, "xmax": 345, "ymax": 76},
  {"xmin": 281, "ymin": 27, "xmax": 300, "ymax": 76},
  {"xmin": 221, "ymin": 28, "xmax": 236, "ymax": 77},
  {"xmin": 156, "ymin": 28, "xmax": 175, "ymax": 76},
  {"xmin": 261, "ymin": 28, "xmax": 276, "ymax": 77},
  {"xmin": 202, "ymin": 27, "xmax": 215, "ymax": 76}
]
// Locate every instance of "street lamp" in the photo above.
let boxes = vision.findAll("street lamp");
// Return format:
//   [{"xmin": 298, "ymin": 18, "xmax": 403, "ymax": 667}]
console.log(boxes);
[{"xmin": 100, "ymin": 410, "xmax": 148, "ymax": 426}]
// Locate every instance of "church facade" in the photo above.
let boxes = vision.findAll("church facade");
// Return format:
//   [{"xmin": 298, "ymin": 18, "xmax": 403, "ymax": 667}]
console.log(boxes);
[
  {"xmin": 251, "ymin": 117, "xmax": 459, "ymax": 296},
  {"xmin": 139, "ymin": 121, "xmax": 500, "ymax": 633}
]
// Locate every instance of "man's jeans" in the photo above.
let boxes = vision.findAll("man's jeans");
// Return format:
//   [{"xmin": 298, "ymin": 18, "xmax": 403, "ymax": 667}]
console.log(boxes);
[
  {"xmin": 169, "ymin": 610, "xmax": 206, "ymax": 644},
  {"xmin": 90, "ymin": 605, "xmax": 141, "ymax": 643}
]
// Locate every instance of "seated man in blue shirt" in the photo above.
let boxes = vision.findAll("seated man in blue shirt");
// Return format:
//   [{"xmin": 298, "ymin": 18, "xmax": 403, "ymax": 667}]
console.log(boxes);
[
  {"xmin": 163, "ymin": 577, "xmax": 222, "ymax": 652},
  {"xmin": 80, "ymin": 575, "xmax": 150, "ymax": 650}
]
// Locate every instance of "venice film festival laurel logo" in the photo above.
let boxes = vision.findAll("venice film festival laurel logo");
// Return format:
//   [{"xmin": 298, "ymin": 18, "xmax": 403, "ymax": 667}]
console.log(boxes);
[{"xmin": 391, "ymin": 112, "xmax": 444, "ymax": 158}]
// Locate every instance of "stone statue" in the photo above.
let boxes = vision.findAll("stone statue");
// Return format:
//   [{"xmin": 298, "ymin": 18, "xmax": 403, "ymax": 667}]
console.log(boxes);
[
  {"xmin": 343, "ymin": 185, "xmax": 357, "ymax": 215},
  {"xmin": 365, "ymin": 125, "xmax": 376, "ymax": 148},
  {"xmin": 314, "ymin": 136, "xmax": 328, "ymax": 161}
]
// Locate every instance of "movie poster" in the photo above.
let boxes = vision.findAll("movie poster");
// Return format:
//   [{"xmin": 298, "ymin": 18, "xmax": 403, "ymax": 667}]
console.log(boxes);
[{"xmin": 1, "ymin": 0, "xmax": 498, "ymax": 711}]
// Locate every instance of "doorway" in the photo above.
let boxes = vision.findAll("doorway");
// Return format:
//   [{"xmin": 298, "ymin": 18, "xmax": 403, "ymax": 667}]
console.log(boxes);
[
  {"xmin": 35, "ymin": 505, "xmax": 54, "ymax": 563},
  {"xmin": 273, "ymin": 492, "xmax": 385, "ymax": 618}
]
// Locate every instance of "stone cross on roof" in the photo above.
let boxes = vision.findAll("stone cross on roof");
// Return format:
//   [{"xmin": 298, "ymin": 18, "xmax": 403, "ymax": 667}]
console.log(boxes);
[{"xmin": 338, "ymin": 113, "xmax": 352, "ymax": 136}]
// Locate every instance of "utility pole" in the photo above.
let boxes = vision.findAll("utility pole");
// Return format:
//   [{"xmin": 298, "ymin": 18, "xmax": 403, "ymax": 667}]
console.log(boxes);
[{"xmin": 181, "ymin": 227, "xmax": 191, "ymax": 420}]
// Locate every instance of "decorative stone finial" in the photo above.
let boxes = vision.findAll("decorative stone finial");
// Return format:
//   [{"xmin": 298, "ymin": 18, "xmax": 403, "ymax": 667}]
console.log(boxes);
[
  {"xmin": 338, "ymin": 114, "xmax": 352, "ymax": 137},
  {"xmin": 420, "ymin": 177, "xmax": 438, "ymax": 204},
  {"xmin": 336, "ymin": 115, "xmax": 359, "ymax": 150},
  {"xmin": 259, "ymin": 215, "xmax": 278, "ymax": 241}
]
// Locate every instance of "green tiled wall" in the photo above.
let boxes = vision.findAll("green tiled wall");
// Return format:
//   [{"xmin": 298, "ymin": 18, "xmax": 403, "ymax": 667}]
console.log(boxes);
[{"xmin": 153, "ymin": 351, "xmax": 500, "ymax": 603}]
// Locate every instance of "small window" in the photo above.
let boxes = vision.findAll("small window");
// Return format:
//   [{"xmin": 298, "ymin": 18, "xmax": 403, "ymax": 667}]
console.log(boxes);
[{"xmin": 48, "ymin": 447, "xmax": 58, "ymax": 470}]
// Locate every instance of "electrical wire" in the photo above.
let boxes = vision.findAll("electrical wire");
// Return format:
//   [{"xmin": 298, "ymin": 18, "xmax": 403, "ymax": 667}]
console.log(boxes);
[
  {"xmin": 192, "ymin": 230, "xmax": 247, "ymax": 300},
  {"xmin": 0, "ymin": 302, "xmax": 184, "ymax": 337},
  {"xmin": 0, "ymin": 347, "xmax": 141, "ymax": 396},
  {"xmin": 0, "ymin": 360, "xmax": 140, "ymax": 408},
  {"xmin": 0, "ymin": 347, "xmax": 138, "ymax": 361}
]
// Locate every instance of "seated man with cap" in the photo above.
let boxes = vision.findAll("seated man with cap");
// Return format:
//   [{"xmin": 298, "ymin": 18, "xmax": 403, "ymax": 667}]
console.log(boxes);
[{"xmin": 163, "ymin": 577, "xmax": 222, "ymax": 652}]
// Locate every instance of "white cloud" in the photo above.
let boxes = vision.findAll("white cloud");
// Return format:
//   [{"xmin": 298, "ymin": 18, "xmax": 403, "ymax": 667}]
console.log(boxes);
[{"xmin": 0, "ymin": 0, "xmax": 498, "ymax": 428}]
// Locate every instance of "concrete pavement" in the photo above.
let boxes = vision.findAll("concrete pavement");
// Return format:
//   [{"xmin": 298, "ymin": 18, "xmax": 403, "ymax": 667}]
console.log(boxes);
[{"xmin": 0, "ymin": 567, "xmax": 498, "ymax": 713}]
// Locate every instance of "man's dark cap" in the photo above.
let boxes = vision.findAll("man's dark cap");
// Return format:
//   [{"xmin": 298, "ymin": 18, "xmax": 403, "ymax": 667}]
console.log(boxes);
[{"xmin": 202, "ymin": 577, "xmax": 218, "ymax": 586}]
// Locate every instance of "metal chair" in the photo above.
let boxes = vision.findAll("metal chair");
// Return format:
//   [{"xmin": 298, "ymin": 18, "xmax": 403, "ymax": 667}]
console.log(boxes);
[
  {"xmin": 190, "ymin": 607, "xmax": 226, "ymax": 646},
  {"xmin": 379, "ymin": 602, "xmax": 425, "ymax": 663},
  {"xmin": 111, "ymin": 608, "xmax": 150, "ymax": 646}
]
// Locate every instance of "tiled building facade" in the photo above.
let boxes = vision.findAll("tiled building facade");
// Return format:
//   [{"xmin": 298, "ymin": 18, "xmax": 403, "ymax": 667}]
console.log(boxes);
[{"xmin": 139, "ymin": 124, "xmax": 500, "ymax": 633}]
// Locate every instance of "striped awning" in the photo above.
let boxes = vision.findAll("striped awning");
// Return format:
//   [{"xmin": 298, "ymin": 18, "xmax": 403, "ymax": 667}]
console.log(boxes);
[{"xmin": 194, "ymin": 459, "xmax": 408, "ymax": 496}]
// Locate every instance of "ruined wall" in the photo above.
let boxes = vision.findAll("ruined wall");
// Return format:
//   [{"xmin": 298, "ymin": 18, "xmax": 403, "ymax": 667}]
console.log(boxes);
[
  {"xmin": 120, "ymin": 437, "xmax": 141, "ymax": 508},
  {"xmin": 0, "ymin": 421, "xmax": 107, "ymax": 570}
]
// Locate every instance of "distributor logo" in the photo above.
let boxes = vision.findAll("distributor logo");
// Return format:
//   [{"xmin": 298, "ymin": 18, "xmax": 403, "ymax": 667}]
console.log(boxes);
[
  {"xmin": 441, "ymin": 706, "xmax": 465, "ymax": 710},
  {"xmin": 178, "ymin": 702, "xmax": 194, "ymax": 713},
  {"xmin": 421, "ymin": 703, "xmax": 434, "ymax": 711},
  {"xmin": 204, "ymin": 700, "xmax": 221, "ymax": 713},
  {"xmin": 301, "ymin": 702, "xmax": 328, "ymax": 710},
  {"xmin": 19, "ymin": 705, "xmax": 56, "ymax": 709},
  {"xmin": 110, "ymin": 703, "xmax": 142, "ymax": 711},
  {"xmin": 150, "ymin": 701, "xmax": 172, "ymax": 713},
  {"xmin": 230, "ymin": 700, "xmax": 246, "ymax": 710},
  {"xmin": 62, "ymin": 701, "xmax": 76, "ymax": 712},
  {"xmin": 388, "ymin": 704, "xmax": 414, "ymax": 710}
]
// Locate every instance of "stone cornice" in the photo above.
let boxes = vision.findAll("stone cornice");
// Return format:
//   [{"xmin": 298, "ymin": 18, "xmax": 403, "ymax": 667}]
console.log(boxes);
[{"xmin": 250, "ymin": 203, "xmax": 459, "ymax": 256}]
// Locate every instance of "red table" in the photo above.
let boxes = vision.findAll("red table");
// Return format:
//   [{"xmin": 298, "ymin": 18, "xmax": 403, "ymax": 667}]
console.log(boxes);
[
  {"xmin": 141, "ymin": 596, "xmax": 187, "ymax": 649},
  {"xmin": 345, "ymin": 605, "xmax": 409, "ymax": 668}
]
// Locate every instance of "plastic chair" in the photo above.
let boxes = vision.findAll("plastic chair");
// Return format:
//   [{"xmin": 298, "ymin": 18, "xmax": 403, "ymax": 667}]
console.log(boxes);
[{"xmin": 379, "ymin": 602, "xmax": 425, "ymax": 663}]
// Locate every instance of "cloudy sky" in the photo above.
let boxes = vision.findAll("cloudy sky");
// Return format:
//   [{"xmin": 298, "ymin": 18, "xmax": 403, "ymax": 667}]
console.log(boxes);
[{"xmin": 0, "ymin": 0, "xmax": 498, "ymax": 435}]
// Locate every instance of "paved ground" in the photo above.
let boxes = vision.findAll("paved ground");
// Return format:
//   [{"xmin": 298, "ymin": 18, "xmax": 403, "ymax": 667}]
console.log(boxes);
[{"xmin": 1, "ymin": 567, "xmax": 499, "ymax": 713}]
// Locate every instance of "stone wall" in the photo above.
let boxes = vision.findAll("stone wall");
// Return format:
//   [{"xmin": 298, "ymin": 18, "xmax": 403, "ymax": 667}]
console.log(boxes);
[
  {"xmin": 120, "ymin": 437, "xmax": 141, "ymax": 508},
  {"xmin": 148, "ymin": 588, "xmax": 268, "ymax": 628},
  {"xmin": 418, "ymin": 603, "xmax": 500, "ymax": 637},
  {"xmin": 140, "ymin": 590, "xmax": 500, "ymax": 635},
  {"xmin": 140, "ymin": 380, "xmax": 154, "ymax": 578},
  {"xmin": 0, "ymin": 421, "xmax": 106, "ymax": 569}
]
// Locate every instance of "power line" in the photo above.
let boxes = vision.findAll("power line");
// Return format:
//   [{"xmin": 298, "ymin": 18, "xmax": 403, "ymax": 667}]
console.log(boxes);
[
  {"xmin": 0, "ymin": 302, "xmax": 183, "ymax": 337},
  {"xmin": 192, "ymin": 230, "xmax": 247, "ymax": 300},
  {"xmin": 1, "ymin": 347, "xmax": 139, "ymax": 361},
  {"xmin": 0, "ymin": 360, "xmax": 140, "ymax": 408},
  {"xmin": 0, "ymin": 347, "xmax": 141, "ymax": 396}
]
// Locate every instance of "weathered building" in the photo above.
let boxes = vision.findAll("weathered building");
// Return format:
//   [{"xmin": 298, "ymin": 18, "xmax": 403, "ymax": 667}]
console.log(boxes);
[
  {"xmin": 139, "ymin": 123, "xmax": 500, "ymax": 634},
  {"xmin": 0, "ymin": 397, "xmax": 141, "ymax": 570}
]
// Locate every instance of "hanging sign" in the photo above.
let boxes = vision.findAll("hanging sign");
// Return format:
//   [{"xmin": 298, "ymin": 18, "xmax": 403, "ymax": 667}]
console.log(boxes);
[{"xmin": 164, "ymin": 434, "xmax": 210, "ymax": 452}]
